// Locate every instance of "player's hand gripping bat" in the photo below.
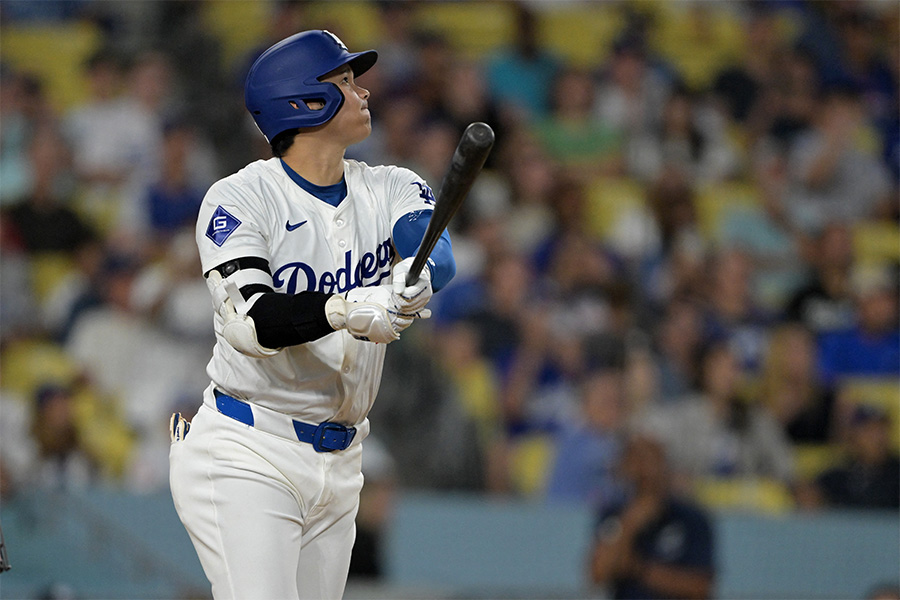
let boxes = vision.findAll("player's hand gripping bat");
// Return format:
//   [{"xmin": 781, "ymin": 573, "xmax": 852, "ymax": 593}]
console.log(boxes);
[{"xmin": 405, "ymin": 122, "xmax": 495, "ymax": 286}]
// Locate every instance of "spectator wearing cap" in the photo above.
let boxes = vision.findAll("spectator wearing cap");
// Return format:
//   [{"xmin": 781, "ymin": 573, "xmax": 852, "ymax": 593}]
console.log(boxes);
[
  {"xmin": 817, "ymin": 263, "xmax": 900, "ymax": 385},
  {"xmin": 799, "ymin": 404, "xmax": 899, "ymax": 510}
]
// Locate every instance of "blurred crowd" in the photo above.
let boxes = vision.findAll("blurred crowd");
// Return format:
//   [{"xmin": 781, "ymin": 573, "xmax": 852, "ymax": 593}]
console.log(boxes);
[{"xmin": 1, "ymin": 1, "xmax": 898, "ymax": 582}]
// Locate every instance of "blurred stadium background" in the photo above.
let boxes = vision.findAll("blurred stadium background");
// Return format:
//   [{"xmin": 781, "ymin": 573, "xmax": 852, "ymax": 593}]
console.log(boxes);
[{"xmin": 0, "ymin": 1, "xmax": 898, "ymax": 598}]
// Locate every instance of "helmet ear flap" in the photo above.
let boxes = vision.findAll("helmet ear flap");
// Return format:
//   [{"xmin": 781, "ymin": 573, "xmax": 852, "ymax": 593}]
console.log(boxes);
[{"xmin": 288, "ymin": 80, "xmax": 346, "ymax": 127}]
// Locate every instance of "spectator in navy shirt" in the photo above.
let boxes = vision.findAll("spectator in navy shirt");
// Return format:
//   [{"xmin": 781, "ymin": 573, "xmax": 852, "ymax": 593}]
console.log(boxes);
[
  {"xmin": 590, "ymin": 434, "xmax": 715, "ymax": 599},
  {"xmin": 801, "ymin": 404, "xmax": 899, "ymax": 511}
]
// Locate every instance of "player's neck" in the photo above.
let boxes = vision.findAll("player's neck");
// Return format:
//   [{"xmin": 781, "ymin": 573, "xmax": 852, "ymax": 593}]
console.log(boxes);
[{"xmin": 282, "ymin": 140, "xmax": 345, "ymax": 186}]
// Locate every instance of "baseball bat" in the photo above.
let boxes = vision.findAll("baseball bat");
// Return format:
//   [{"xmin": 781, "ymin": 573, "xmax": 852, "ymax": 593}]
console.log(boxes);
[{"xmin": 406, "ymin": 121, "xmax": 495, "ymax": 286}]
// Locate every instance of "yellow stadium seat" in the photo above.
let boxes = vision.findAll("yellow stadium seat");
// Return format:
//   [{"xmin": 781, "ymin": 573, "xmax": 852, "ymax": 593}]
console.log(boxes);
[
  {"xmin": 508, "ymin": 434, "xmax": 556, "ymax": 497},
  {"xmin": 0, "ymin": 338, "xmax": 80, "ymax": 398},
  {"xmin": 839, "ymin": 378, "xmax": 900, "ymax": 450},
  {"xmin": 0, "ymin": 22, "xmax": 101, "ymax": 112},
  {"xmin": 649, "ymin": 5, "xmax": 746, "ymax": 90},
  {"xmin": 73, "ymin": 387, "xmax": 135, "ymax": 479},
  {"xmin": 301, "ymin": 1, "xmax": 382, "ymax": 50},
  {"xmin": 201, "ymin": 0, "xmax": 269, "ymax": 70},
  {"xmin": 693, "ymin": 476, "xmax": 795, "ymax": 514},
  {"xmin": 793, "ymin": 444, "xmax": 845, "ymax": 481},
  {"xmin": 852, "ymin": 221, "xmax": 900, "ymax": 266},
  {"xmin": 585, "ymin": 176, "xmax": 646, "ymax": 240},
  {"xmin": 414, "ymin": 1, "xmax": 515, "ymax": 58},
  {"xmin": 537, "ymin": 5, "xmax": 625, "ymax": 68},
  {"xmin": 694, "ymin": 180, "xmax": 761, "ymax": 242},
  {"xmin": 29, "ymin": 252, "xmax": 77, "ymax": 303}
]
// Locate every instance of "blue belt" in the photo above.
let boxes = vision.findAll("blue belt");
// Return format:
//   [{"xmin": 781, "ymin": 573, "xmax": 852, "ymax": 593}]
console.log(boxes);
[{"xmin": 213, "ymin": 390, "xmax": 357, "ymax": 452}]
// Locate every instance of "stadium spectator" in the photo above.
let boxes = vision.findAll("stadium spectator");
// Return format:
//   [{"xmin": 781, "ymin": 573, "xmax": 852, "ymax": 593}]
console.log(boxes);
[
  {"xmin": 435, "ymin": 320, "xmax": 507, "ymax": 493},
  {"xmin": 711, "ymin": 5, "xmax": 785, "ymax": 125},
  {"xmin": 485, "ymin": 2, "xmax": 561, "ymax": 120},
  {"xmin": 700, "ymin": 248, "xmax": 773, "ymax": 372},
  {"xmin": 593, "ymin": 33, "xmax": 669, "ymax": 139},
  {"xmin": 590, "ymin": 434, "xmax": 715, "ymax": 600},
  {"xmin": 545, "ymin": 368, "xmax": 627, "ymax": 511},
  {"xmin": 0, "ymin": 68, "xmax": 54, "ymax": 205},
  {"xmin": 799, "ymin": 404, "xmax": 899, "ymax": 510},
  {"xmin": 784, "ymin": 86, "xmax": 893, "ymax": 234},
  {"xmin": 641, "ymin": 170, "xmax": 707, "ymax": 306},
  {"xmin": 371, "ymin": 1, "xmax": 418, "ymax": 91},
  {"xmin": 758, "ymin": 323, "xmax": 836, "ymax": 444},
  {"xmin": 626, "ymin": 83, "xmax": 740, "ymax": 185},
  {"xmin": 784, "ymin": 221, "xmax": 856, "ymax": 333},
  {"xmin": 534, "ymin": 66, "xmax": 624, "ymax": 178},
  {"xmin": 63, "ymin": 49, "xmax": 158, "ymax": 232},
  {"xmin": 817, "ymin": 263, "xmax": 900, "ymax": 384},
  {"xmin": 3, "ymin": 122, "xmax": 96, "ymax": 255},
  {"xmin": 29, "ymin": 383, "xmax": 97, "ymax": 490},
  {"xmin": 653, "ymin": 298, "xmax": 705, "ymax": 402},
  {"xmin": 140, "ymin": 120, "xmax": 208, "ymax": 246},
  {"xmin": 641, "ymin": 340, "xmax": 795, "ymax": 485},
  {"xmin": 499, "ymin": 133, "xmax": 557, "ymax": 255}
]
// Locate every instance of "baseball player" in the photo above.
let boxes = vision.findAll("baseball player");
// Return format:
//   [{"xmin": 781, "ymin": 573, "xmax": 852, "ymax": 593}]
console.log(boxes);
[{"xmin": 169, "ymin": 30, "xmax": 455, "ymax": 599}]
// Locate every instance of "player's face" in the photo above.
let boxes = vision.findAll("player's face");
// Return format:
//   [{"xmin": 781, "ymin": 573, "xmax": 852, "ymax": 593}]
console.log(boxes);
[{"xmin": 319, "ymin": 65, "xmax": 371, "ymax": 145}]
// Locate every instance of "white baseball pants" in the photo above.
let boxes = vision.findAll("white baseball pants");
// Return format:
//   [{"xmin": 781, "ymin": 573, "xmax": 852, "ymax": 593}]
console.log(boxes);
[{"xmin": 170, "ymin": 403, "xmax": 364, "ymax": 600}]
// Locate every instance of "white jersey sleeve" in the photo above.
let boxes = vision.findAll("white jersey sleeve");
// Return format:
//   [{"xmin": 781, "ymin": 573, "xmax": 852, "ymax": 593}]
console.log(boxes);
[
  {"xmin": 384, "ymin": 166, "xmax": 438, "ymax": 229},
  {"xmin": 195, "ymin": 177, "xmax": 273, "ymax": 275}
]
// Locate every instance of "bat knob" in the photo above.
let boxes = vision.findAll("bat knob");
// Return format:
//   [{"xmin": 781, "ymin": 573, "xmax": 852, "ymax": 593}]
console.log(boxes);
[{"xmin": 464, "ymin": 122, "xmax": 495, "ymax": 150}]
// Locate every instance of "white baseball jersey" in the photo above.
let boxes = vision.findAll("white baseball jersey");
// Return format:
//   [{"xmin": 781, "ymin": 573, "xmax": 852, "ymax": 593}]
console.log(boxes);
[{"xmin": 195, "ymin": 157, "xmax": 436, "ymax": 427}]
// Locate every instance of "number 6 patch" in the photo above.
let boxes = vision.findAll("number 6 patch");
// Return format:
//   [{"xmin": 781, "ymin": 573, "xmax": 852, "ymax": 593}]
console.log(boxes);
[{"xmin": 206, "ymin": 206, "xmax": 242, "ymax": 246}]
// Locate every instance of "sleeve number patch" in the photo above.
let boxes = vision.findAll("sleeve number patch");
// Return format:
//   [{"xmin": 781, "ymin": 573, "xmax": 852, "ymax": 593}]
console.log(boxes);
[{"xmin": 206, "ymin": 206, "xmax": 242, "ymax": 247}]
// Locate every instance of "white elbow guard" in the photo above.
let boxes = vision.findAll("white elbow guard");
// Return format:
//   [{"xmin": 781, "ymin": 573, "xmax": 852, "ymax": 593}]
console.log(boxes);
[{"xmin": 207, "ymin": 270, "xmax": 280, "ymax": 358}]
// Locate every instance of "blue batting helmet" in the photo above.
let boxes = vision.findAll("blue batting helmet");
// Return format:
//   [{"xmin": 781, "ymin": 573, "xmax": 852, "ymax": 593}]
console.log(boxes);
[{"xmin": 244, "ymin": 30, "xmax": 377, "ymax": 142}]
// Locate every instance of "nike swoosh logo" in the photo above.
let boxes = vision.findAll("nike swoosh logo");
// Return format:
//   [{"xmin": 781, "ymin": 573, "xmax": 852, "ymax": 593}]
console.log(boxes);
[{"xmin": 286, "ymin": 220, "xmax": 308, "ymax": 231}]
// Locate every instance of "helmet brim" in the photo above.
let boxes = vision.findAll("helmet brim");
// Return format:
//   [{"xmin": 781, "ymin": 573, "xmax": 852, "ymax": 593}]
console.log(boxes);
[{"xmin": 346, "ymin": 50, "xmax": 378, "ymax": 79}]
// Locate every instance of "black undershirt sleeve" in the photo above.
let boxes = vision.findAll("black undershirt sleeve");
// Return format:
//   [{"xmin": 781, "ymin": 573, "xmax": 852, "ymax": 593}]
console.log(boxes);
[{"xmin": 247, "ymin": 291, "xmax": 335, "ymax": 348}]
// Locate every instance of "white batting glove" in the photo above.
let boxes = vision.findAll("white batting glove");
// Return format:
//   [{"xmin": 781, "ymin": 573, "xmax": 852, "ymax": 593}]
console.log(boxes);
[
  {"xmin": 326, "ymin": 285, "xmax": 430, "ymax": 344},
  {"xmin": 391, "ymin": 257, "xmax": 434, "ymax": 314}
]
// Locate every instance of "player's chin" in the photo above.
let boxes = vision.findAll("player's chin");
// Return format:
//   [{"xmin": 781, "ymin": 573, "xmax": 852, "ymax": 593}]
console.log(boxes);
[{"xmin": 353, "ymin": 117, "xmax": 372, "ymax": 142}]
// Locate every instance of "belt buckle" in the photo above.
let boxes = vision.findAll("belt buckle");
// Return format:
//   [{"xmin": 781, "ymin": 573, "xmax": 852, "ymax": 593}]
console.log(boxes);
[{"xmin": 312, "ymin": 422, "xmax": 355, "ymax": 452}]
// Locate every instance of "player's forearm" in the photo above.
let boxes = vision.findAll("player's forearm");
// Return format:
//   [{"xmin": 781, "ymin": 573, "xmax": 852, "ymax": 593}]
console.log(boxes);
[{"xmin": 248, "ymin": 291, "xmax": 334, "ymax": 348}]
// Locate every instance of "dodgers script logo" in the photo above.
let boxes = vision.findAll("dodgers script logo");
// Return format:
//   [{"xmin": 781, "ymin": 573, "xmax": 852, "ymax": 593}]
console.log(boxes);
[{"xmin": 273, "ymin": 238, "xmax": 395, "ymax": 294}]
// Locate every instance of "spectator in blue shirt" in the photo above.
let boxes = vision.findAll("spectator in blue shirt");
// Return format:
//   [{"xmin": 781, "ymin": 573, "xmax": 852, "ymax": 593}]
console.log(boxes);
[
  {"xmin": 817, "ymin": 263, "xmax": 900, "ymax": 384},
  {"xmin": 545, "ymin": 368, "xmax": 626, "ymax": 510},
  {"xmin": 590, "ymin": 434, "xmax": 715, "ymax": 600}
]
